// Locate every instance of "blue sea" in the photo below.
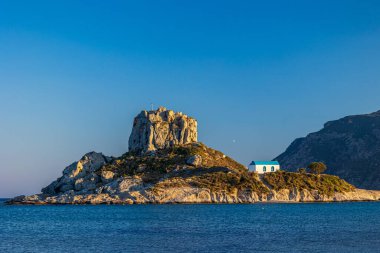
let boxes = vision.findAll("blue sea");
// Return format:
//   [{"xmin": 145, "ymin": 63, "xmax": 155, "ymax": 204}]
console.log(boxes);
[{"xmin": 0, "ymin": 199, "xmax": 379, "ymax": 253}]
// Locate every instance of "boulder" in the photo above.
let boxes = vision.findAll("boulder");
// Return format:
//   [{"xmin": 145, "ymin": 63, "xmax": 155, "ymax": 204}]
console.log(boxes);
[
  {"xmin": 118, "ymin": 177, "xmax": 144, "ymax": 192},
  {"xmin": 102, "ymin": 179, "xmax": 120, "ymax": 194},
  {"xmin": 186, "ymin": 155, "xmax": 202, "ymax": 167},
  {"xmin": 74, "ymin": 178, "xmax": 84, "ymax": 191},
  {"xmin": 101, "ymin": 171, "xmax": 115, "ymax": 183}
]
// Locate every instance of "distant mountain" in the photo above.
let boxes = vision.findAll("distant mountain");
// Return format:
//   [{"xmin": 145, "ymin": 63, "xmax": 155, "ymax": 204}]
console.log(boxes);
[{"xmin": 275, "ymin": 110, "xmax": 380, "ymax": 189}]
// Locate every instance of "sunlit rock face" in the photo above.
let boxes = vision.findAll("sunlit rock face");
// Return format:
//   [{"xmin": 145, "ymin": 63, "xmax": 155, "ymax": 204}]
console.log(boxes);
[
  {"xmin": 41, "ymin": 152, "xmax": 112, "ymax": 195},
  {"xmin": 128, "ymin": 106, "xmax": 198, "ymax": 153}
]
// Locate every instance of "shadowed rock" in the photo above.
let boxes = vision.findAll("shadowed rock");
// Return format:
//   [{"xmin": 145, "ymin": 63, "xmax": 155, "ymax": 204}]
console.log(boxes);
[{"xmin": 275, "ymin": 110, "xmax": 380, "ymax": 189}]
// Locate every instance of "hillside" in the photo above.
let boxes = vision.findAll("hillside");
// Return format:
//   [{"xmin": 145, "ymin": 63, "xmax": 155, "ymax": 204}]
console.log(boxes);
[
  {"xmin": 263, "ymin": 171, "xmax": 354, "ymax": 196},
  {"xmin": 275, "ymin": 110, "xmax": 380, "ymax": 189}
]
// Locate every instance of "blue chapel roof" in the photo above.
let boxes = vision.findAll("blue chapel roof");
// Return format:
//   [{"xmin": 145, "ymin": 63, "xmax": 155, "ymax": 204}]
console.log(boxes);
[{"xmin": 249, "ymin": 161, "xmax": 280, "ymax": 166}]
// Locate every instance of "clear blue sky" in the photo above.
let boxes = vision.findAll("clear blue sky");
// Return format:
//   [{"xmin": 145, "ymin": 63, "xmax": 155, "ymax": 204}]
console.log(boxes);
[{"xmin": 1, "ymin": 1, "xmax": 380, "ymax": 197}]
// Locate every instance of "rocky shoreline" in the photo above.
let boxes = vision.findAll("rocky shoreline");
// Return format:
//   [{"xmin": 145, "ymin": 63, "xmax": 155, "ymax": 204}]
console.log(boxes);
[{"xmin": 6, "ymin": 187, "xmax": 380, "ymax": 205}]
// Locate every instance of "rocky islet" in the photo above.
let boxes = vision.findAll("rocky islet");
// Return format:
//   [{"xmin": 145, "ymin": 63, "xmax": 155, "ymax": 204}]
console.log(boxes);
[{"xmin": 7, "ymin": 107, "xmax": 380, "ymax": 205}]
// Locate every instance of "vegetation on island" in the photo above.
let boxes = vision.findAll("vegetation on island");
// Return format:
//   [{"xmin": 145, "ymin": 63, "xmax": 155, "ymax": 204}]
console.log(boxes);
[
  {"xmin": 100, "ymin": 142, "xmax": 247, "ymax": 183},
  {"xmin": 263, "ymin": 170, "xmax": 355, "ymax": 196},
  {"xmin": 98, "ymin": 143, "xmax": 355, "ymax": 197},
  {"xmin": 100, "ymin": 142, "xmax": 269, "ymax": 194},
  {"xmin": 307, "ymin": 162, "xmax": 327, "ymax": 174}
]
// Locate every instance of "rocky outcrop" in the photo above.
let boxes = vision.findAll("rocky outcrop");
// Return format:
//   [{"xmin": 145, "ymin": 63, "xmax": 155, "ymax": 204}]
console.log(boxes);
[
  {"xmin": 128, "ymin": 106, "xmax": 197, "ymax": 153},
  {"xmin": 275, "ymin": 110, "xmax": 380, "ymax": 190},
  {"xmin": 186, "ymin": 155, "xmax": 202, "ymax": 167},
  {"xmin": 41, "ymin": 152, "xmax": 112, "ymax": 195}
]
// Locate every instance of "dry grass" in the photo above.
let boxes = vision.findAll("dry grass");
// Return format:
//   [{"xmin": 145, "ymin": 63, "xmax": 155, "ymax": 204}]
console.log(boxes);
[
  {"xmin": 98, "ymin": 143, "xmax": 355, "ymax": 196},
  {"xmin": 99, "ymin": 142, "xmax": 247, "ymax": 184},
  {"xmin": 263, "ymin": 171, "xmax": 355, "ymax": 196},
  {"xmin": 187, "ymin": 171, "xmax": 270, "ymax": 194}
]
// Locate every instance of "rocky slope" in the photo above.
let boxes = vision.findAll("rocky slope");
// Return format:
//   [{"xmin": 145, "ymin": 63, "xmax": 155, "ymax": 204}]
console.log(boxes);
[
  {"xmin": 7, "ymin": 107, "xmax": 380, "ymax": 205},
  {"xmin": 275, "ymin": 110, "xmax": 380, "ymax": 189}
]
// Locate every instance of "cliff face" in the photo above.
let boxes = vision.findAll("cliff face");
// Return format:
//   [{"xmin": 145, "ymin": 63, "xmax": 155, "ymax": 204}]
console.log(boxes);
[
  {"xmin": 275, "ymin": 110, "xmax": 380, "ymax": 189},
  {"xmin": 128, "ymin": 107, "xmax": 197, "ymax": 153}
]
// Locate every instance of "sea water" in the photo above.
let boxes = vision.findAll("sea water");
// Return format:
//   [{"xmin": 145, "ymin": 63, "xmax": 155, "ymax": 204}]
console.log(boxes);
[{"xmin": 0, "ymin": 199, "xmax": 379, "ymax": 253}]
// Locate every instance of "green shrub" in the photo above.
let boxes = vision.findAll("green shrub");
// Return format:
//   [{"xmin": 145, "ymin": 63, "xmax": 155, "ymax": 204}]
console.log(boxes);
[{"xmin": 308, "ymin": 162, "xmax": 327, "ymax": 174}]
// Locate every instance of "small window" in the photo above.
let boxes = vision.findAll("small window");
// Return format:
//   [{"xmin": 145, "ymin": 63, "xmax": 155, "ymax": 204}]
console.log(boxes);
[
  {"xmin": 263, "ymin": 166, "xmax": 266, "ymax": 172},
  {"xmin": 271, "ymin": 166, "xmax": 275, "ymax": 172}
]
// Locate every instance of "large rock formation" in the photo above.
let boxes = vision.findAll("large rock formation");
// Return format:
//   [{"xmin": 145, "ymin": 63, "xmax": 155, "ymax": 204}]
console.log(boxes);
[
  {"xmin": 275, "ymin": 110, "xmax": 380, "ymax": 189},
  {"xmin": 41, "ymin": 152, "xmax": 113, "ymax": 195},
  {"xmin": 128, "ymin": 106, "xmax": 197, "ymax": 153}
]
